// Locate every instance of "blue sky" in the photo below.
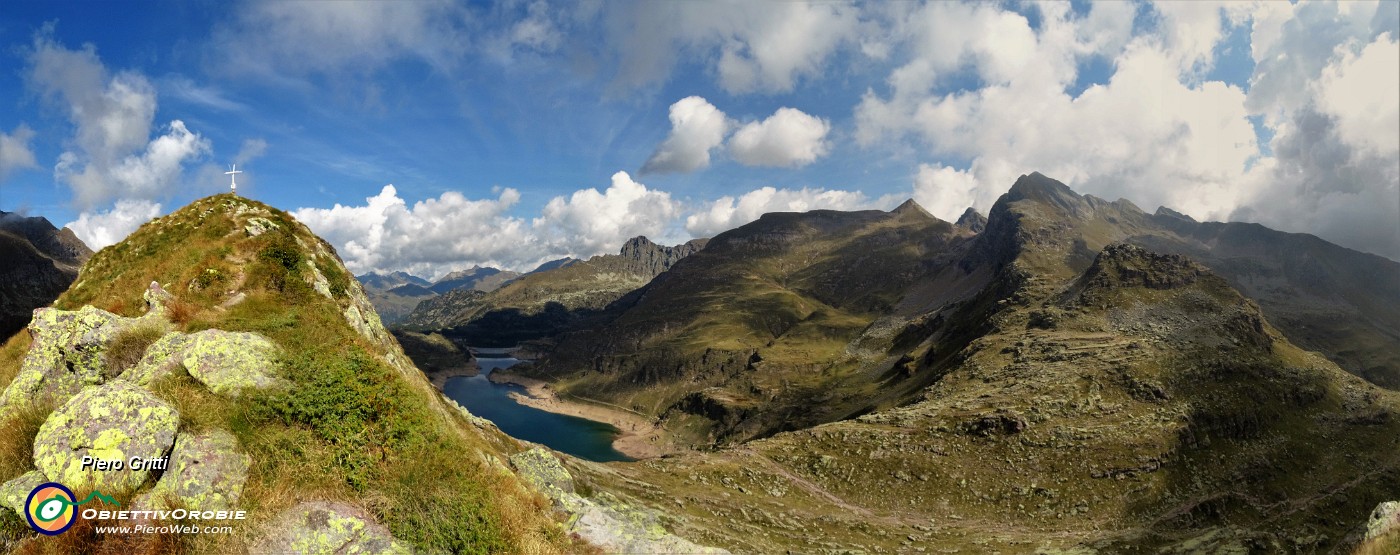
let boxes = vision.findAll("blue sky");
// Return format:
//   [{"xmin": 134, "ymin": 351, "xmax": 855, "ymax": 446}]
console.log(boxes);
[{"xmin": 0, "ymin": 1, "xmax": 1396, "ymax": 278}]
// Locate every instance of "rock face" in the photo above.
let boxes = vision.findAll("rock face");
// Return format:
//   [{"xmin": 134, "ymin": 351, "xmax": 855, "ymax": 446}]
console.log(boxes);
[
  {"xmin": 1368, "ymin": 501, "xmax": 1400, "ymax": 540},
  {"xmin": 956, "ymin": 207, "xmax": 987, "ymax": 233},
  {"xmin": 137, "ymin": 430, "xmax": 250, "ymax": 512},
  {"xmin": 510, "ymin": 448, "xmax": 728, "ymax": 555},
  {"xmin": 618, "ymin": 236, "xmax": 708, "ymax": 278},
  {"xmin": 0, "ymin": 211, "xmax": 92, "ymax": 341},
  {"xmin": 251, "ymin": 501, "xmax": 408, "ymax": 554},
  {"xmin": 31, "ymin": 381, "xmax": 178, "ymax": 493}
]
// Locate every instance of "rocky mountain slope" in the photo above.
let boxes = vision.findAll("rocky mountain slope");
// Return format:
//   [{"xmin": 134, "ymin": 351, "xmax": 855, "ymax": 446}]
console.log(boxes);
[
  {"xmin": 0, "ymin": 212, "xmax": 92, "ymax": 341},
  {"xmin": 402, "ymin": 236, "xmax": 707, "ymax": 346},
  {"xmin": 511, "ymin": 173, "xmax": 1400, "ymax": 553},
  {"xmin": 0, "ymin": 194, "xmax": 720, "ymax": 553}
]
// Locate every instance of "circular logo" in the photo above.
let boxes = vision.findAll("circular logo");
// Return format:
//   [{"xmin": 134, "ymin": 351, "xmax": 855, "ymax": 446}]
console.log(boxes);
[{"xmin": 25, "ymin": 482, "xmax": 77, "ymax": 535}]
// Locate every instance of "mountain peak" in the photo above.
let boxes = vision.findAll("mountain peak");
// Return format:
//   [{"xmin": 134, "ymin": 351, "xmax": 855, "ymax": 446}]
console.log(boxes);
[
  {"xmin": 1154, "ymin": 206, "xmax": 1197, "ymax": 223},
  {"xmin": 1007, "ymin": 172, "xmax": 1080, "ymax": 203},
  {"xmin": 890, "ymin": 199, "xmax": 932, "ymax": 218},
  {"xmin": 955, "ymin": 207, "xmax": 987, "ymax": 233}
]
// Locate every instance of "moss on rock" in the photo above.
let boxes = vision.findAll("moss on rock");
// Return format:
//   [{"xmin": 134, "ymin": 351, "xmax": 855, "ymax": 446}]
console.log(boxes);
[{"xmin": 31, "ymin": 381, "xmax": 178, "ymax": 493}]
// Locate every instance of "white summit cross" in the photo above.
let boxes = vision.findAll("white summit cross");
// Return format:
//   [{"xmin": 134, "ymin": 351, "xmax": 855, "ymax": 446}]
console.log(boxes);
[{"xmin": 225, "ymin": 164, "xmax": 243, "ymax": 195}]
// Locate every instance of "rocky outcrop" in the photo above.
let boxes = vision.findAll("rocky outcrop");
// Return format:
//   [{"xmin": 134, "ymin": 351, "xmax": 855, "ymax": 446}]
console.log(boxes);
[
  {"xmin": 31, "ymin": 381, "xmax": 178, "ymax": 493},
  {"xmin": 251, "ymin": 501, "xmax": 409, "ymax": 554},
  {"xmin": 0, "ymin": 283, "xmax": 175, "ymax": 416},
  {"xmin": 617, "ymin": 236, "xmax": 708, "ymax": 278},
  {"xmin": 510, "ymin": 447, "xmax": 728, "ymax": 554},
  {"xmin": 1076, "ymin": 243, "xmax": 1210, "ymax": 295},
  {"xmin": 956, "ymin": 207, "xmax": 988, "ymax": 233},
  {"xmin": 135, "ymin": 430, "xmax": 250, "ymax": 512},
  {"xmin": 1368, "ymin": 501, "xmax": 1400, "ymax": 540}
]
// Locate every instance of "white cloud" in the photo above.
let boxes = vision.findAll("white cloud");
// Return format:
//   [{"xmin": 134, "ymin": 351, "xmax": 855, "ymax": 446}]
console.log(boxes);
[
  {"xmin": 296, "ymin": 172, "xmax": 680, "ymax": 278},
  {"xmin": 28, "ymin": 36, "xmax": 210, "ymax": 209},
  {"xmin": 535, "ymin": 171, "xmax": 682, "ymax": 255},
  {"xmin": 293, "ymin": 185, "xmax": 534, "ymax": 279},
  {"xmin": 685, "ymin": 186, "xmax": 877, "ymax": 237},
  {"xmin": 729, "ymin": 108, "xmax": 831, "ymax": 168},
  {"xmin": 641, "ymin": 96, "xmax": 730, "ymax": 174},
  {"xmin": 0, "ymin": 124, "xmax": 38, "ymax": 181},
  {"xmin": 66, "ymin": 199, "xmax": 162, "ymax": 249},
  {"xmin": 911, "ymin": 164, "xmax": 986, "ymax": 222},
  {"xmin": 1314, "ymin": 33, "xmax": 1400, "ymax": 156}
]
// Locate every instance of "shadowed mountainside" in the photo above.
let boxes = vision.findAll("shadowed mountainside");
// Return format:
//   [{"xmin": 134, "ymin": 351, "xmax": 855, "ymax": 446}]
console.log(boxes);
[{"xmin": 0, "ymin": 212, "xmax": 92, "ymax": 341}]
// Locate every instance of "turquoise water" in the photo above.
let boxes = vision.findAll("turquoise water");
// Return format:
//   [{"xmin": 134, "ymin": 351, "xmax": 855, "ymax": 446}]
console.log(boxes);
[{"xmin": 442, "ymin": 357, "xmax": 634, "ymax": 463}]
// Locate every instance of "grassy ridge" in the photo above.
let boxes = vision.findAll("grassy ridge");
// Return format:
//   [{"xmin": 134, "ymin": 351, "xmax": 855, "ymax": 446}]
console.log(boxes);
[{"xmin": 0, "ymin": 195, "xmax": 570, "ymax": 553}]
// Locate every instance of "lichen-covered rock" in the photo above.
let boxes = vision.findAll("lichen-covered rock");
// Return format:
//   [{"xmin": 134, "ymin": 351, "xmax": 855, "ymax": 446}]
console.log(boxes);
[
  {"xmin": 0, "ymin": 284, "xmax": 176, "ymax": 417},
  {"xmin": 243, "ymin": 216, "xmax": 279, "ymax": 237},
  {"xmin": 179, "ymin": 330, "xmax": 282, "ymax": 395},
  {"xmin": 31, "ymin": 381, "xmax": 178, "ymax": 493},
  {"xmin": 0, "ymin": 470, "xmax": 47, "ymax": 516},
  {"xmin": 0, "ymin": 306, "xmax": 124, "ymax": 416},
  {"xmin": 137, "ymin": 430, "xmax": 249, "ymax": 512},
  {"xmin": 250, "ymin": 501, "xmax": 408, "ymax": 554},
  {"xmin": 120, "ymin": 331, "xmax": 191, "ymax": 386},
  {"xmin": 1367, "ymin": 501, "xmax": 1400, "ymax": 540},
  {"xmin": 509, "ymin": 447, "xmax": 728, "ymax": 554},
  {"xmin": 141, "ymin": 281, "xmax": 174, "ymax": 318},
  {"xmin": 511, "ymin": 447, "xmax": 575, "ymax": 497}
]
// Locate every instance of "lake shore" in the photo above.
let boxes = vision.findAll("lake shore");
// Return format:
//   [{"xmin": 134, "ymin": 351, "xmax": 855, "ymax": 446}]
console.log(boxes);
[{"xmin": 488, "ymin": 372, "xmax": 678, "ymax": 459}]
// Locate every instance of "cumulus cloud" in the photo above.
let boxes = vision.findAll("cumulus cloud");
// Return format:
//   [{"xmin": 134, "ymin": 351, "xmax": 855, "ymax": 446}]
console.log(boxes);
[
  {"xmin": 685, "ymin": 186, "xmax": 877, "ymax": 237},
  {"xmin": 1314, "ymin": 33, "xmax": 1400, "ymax": 156},
  {"xmin": 293, "ymin": 185, "xmax": 534, "ymax": 278},
  {"xmin": 66, "ymin": 199, "xmax": 162, "ymax": 249},
  {"xmin": 728, "ymin": 108, "xmax": 831, "ymax": 168},
  {"xmin": 641, "ymin": 96, "xmax": 730, "ymax": 174},
  {"xmin": 0, "ymin": 124, "xmax": 38, "ymax": 181},
  {"xmin": 911, "ymin": 164, "xmax": 985, "ymax": 222},
  {"xmin": 295, "ymin": 172, "xmax": 680, "ymax": 278},
  {"xmin": 27, "ymin": 36, "xmax": 210, "ymax": 209},
  {"xmin": 535, "ymin": 171, "xmax": 682, "ymax": 255}
]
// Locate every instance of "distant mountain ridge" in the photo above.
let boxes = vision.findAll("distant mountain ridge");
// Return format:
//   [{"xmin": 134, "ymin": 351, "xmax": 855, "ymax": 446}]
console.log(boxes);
[
  {"xmin": 401, "ymin": 236, "xmax": 708, "ymax": 342},
  {"xmin": 0, "ymin": 211, "xmax": 93, "ymax": 339}
]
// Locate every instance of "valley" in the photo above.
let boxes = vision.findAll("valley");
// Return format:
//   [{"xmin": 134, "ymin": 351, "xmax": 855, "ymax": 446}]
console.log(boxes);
[{"xmin": 387, "ymin": 173, "xmax": 1400, "ymax": 553}]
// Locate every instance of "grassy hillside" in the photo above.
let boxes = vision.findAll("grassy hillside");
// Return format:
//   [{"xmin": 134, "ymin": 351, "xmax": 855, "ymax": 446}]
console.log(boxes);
[
  {"xmin": 544, "ymin": 179, "xmax": 1400, "ymax": 553},
  {"xmin": 0, "ymin": 194, "xmax": 574, "ymax": 553},
  {"xmin": 526, "ymin": 203, "xmax": 970, "ymax": 445}
]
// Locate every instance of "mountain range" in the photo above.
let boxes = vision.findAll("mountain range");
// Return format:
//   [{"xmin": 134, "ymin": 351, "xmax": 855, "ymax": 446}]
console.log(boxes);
[
  {"xmin": 484, "ymin": 172, "xmax": 1400, "ymax": 552},
  {"xmin": 0, "ymin": 211, "xmax": 92, "ymax": 341},
  {"xmin": 400, "ymin": 236, "xmax": 707, "ymax": 346}
]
